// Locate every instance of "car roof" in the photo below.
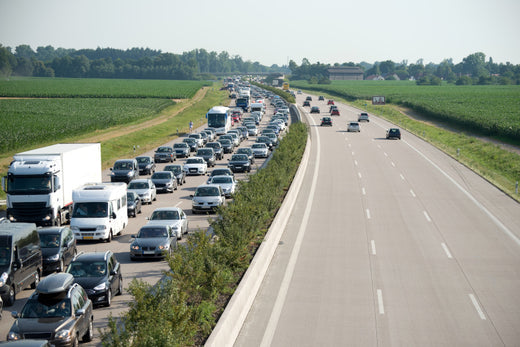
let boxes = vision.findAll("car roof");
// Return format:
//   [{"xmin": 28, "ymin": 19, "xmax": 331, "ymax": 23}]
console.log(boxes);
[
  {"xmin": 37, "ymin": 226, "xmax": 69, "ymax": 234},
  {"xmin": 73, "ymin": 251, "xmax": 111, "ymax": 262},
  {"xmin": 151, "ymin": 207, "xmax": 182, "ymax": 212},
  {"xmin": 36, "ymin": 273, "xmax": 75, "ymax": 294},
  {"xmin": 130, "ymin": 178, "xmax": 152, "ymax": 183}
]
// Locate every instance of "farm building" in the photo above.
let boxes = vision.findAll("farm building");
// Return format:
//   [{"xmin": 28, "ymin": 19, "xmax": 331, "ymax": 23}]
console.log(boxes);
[{"xmin": 328, "ymin": 67, "xmax": 364, "ymax": 80}]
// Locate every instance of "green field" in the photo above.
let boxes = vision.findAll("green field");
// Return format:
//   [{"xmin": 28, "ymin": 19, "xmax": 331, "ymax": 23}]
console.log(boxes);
[
  {"xmin": 290, "ymin": 80, "xmax": 520, "ymax": 144},
  {"xmin": 0, "ymin": 77, "xmax": 210, "ymax": 98}
]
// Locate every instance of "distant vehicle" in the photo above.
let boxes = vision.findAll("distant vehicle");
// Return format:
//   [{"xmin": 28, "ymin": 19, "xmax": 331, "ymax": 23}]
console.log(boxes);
[
  {"xmin": 127, "ymin": 191, "xmax": 142, "ymax": 217},
  {"xmin": 110, "ymin": 159, "xmax": 139, "ymax": 183},
  {"xmin": 327, "ymin": 99, "xmax": 335, "ymax": 105},
  {"xmin": 0, "ymin": 222, "xmax": 42, "ymax": 306},
  {"xmin": 7, "ymin": 273, "xmax": 94, "ymax": 345},
  {"xmin": 191, "ymin": 184, "xmax": 225, "ymax": 214},
  {"xmin": 130, "ymin": 225, "xmax": 177, "ymax": 260},
  {"xmin": 218, "ymin": 139, "xmax": 234, "ymax": 154},
  {"xmin": 182, "ymin": 138, "xmax": 199, "ymax": 152},
  {"xmin": 251, "ymin": 143, "xmax": 269, "ymax": 158},
  {"xmin": 145, "ymin": 207, "xmax": 188, "ymax": 240},
  {"xmin": 310, "ymin": 106, "xmax": 320, "ymax": 114},
  {"xmin": 164, "ymin": 164, "xmax": 186, "ymax": 186},
  {"xmin": 228, "ymin": 154, "xmax": 252, "ymax": 173},
  {"xmin": 236, "ymin": 147, "xmax": 255, "ymax": 164},
  {"xmin": 318, "ymin": 95, "xmax": 325, "ymax": 101},
  {"xmin": 206, "ymin": 168, "xmax": 235, "ymax": 184},
  {"xmin": 321, "ymin": 117, "xmax": 333, "ymax": 126},
  {"xmin": 173, "ymin": 142, "xmax": 190, "ymax": 158},
  {"xmin": 184, "ymin": 157, "xmax": 208, "ymax": 176},
  {"xmin": 205, "ymin": 141, "xmax": 224, "ymax": 160},
  {"xmin": 207, "ymin": 175, "xmax": 237, "ymax": 198},
  {"xmin": 386, "ymin": 128, "xmax": 402, "ymax": 140},
  {"xmin": 331, "ymin": 108, "xmax": 340, "ymax": 116},
  {"xmin": 303, "ymin": 100, "xmax": 311, "ymax": 107},
  {"xmin": 196, "ymin": 148, "xmax": 217, "ymax": 167},
  {"xmin": 154, "ymin": 146, "xmax": 176, "ymax": 163},
  {"xmin": 136, "ymin": 155, "xmax": 157, "ymax": 174},
  {"xmin": 38, "ymin": 226, "xmax": 77, "ymax": 275},
  {"xmin": 306, "ymin": 96, "xmax": 312, "ymax": 101},
  {"xmin": 188, "ymin": 133, "xmax": 204, "ymax": 147},
  {"xmin": 358, "ymin": 112, "xmax": 370, "ymax": 122},
  {"xmin": 297, "ymin": 90, "xmax": 302, "ymax": 94},
  {"xmin": 151, "ymin": 171, "xmax": 177, "ymax": 193},
  {"xmin": 282, "ymin": 82, "xmax": 290, "ymax": 91},
  {"xmin": 207, "ymin": 106, "xmax": 232, "ymax": 134},
  {"xmin": 127, "ymin": 178, "xmax": 157, "ymax": 205},
  {"xmin": 347, "ymin": 122, "xmax": 360, "ymax": 132}
]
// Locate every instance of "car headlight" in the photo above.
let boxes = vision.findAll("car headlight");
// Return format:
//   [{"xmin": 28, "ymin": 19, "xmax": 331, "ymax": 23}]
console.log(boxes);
[
  {"xmin": 47, "ymin": 254, "xmax": 60, "ymax": 261},
  {"xmin": 0, "ymin": 272, "xmax": 8, "ymax": 287},
  {"xmin": 94, "ymin": 282, "xmax": 107, "ymax": 291},
  {"xmin": 158, "ymin": 244, "xmax": 170, "ymax": 250},
  {"xmin": 131, "ymin": 244, "xmax": 140, "ymax": 251},
  {"xmin": 96, "ymin": 225, "xmax": 107, "ymax": 230},
  {"xmin": 127, "ymin": 172, "xmax": 133, "ymax": 177},
  {"xmin": 55, "ymin": 329, "xmax": 72, "ymax": 340},
  {"xmin": 71, "ymin": 226, "xmax": 79, "ymax": 231},
  {"xmin": 7, "ymin": 331, "xmax": 20, "ymax": 340}
]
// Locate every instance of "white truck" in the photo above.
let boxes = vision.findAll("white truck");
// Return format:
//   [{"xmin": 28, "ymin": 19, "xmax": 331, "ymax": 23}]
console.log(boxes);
[
  {"xmin": 70, "ymin": 182, "xmax": 128, "ymax": 242},
  {"xmin": 2, "ymin": 143, "xmax": 102, "ymax": 226}
]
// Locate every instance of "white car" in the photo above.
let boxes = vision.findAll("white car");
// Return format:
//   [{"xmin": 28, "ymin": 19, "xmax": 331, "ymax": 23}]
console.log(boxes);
[
  {"xmin": 191, "ymin": 184, "xmax": 225, "ymax": 214},
  {"xmin": 251, "ymin": 143, "xmax": 269, "ymax": 158},
  {"xmin": 347, "ymin": 122, "xmax": 361, "ymax": 132},
  {"xmin": 184, "ymin": 156, "xmax": 208, "ymax": 175},
  {"xmin": 208, "ymin": 175, "xmax": 237, "ymax": 198},
  {"xmin": 358, "ymin": 112, "xmax": 370, "ymax": 122},
  {"xmin": 146, "ymin": 207, "xmax": 188, "ymax": 239},
  {"xmin": 127, "ymin": 178, "xmax": 157, "ymax": 204}
]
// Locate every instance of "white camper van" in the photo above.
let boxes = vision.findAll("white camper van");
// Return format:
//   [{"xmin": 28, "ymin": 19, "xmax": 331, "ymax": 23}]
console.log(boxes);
[{"xmin": 70, "ymin": 183, "xmax": 128, "ymax": 242}]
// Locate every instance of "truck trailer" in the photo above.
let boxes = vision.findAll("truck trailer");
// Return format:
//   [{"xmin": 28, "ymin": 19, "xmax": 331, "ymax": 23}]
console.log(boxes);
[{"xmin": 2, "ymin": 143, "xmax": 102, "ymax": 226}]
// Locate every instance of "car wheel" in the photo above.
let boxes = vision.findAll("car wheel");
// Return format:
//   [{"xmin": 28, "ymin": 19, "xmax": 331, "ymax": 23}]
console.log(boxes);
[
  {"xmin": 58, "ymin": 258, "xmax": 64, "ymax": 273},
  {"xmin": 82, "ymin": 318, "xmax": 94, "ymax": 342},
  {"xmin": 72, "ymin": 336, "xmax": 79, "ymax": 347},
  {"xmin": 117, "ymin": 276, "xmax": 123, "ymax": 296},
  {"xmin": 6, "ymin": 285, "xmax": 15, "ymax": 306},
  {"xmin": 105, "ymin": 289, "xmax": 112, "ymax": 307},
  {"xmin": 31, "ymin": 271, "xmax": 40, "ymax": 289},
  {"xmin": 106, "ymin": 230, "xmax": 113, "ymax": 243}
]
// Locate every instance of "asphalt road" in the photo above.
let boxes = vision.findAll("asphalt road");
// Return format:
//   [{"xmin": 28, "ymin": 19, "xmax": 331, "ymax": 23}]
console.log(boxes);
[
  {"xmin": 234, "ymin": 93, "xmax": 520, "ymax": 346},
  {"xmin": 0, "ymin": 96, "xmax": 278, "ymax": 345}
]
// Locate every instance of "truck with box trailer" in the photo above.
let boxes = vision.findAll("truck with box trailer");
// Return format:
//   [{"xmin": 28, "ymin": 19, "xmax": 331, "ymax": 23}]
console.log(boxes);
[{"xmin": 2, "ymin": 143, "xmax": 102, "ymax": 226}]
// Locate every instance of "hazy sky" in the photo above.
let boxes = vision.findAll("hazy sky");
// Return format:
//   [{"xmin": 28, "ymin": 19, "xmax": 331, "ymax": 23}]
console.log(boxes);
[{"xmin": 1, "ymin": 0, "xmax": 519, "ymax": 66}]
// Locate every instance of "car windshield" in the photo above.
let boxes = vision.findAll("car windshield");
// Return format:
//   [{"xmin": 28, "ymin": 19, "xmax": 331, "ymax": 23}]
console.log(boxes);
[
  {"xmin": 186, "ymin": 158, "xmax": 203, "ymax": 164},
  {"xmin": 195, "ymin": 187, "xmax": 220, "ymax": 197},
  {"xmin": 150, "ymin": 210, "xmax": 179, "ymax": 220},
  {"xmin": 72, "ymin": 202, "xmax": 108, "ymax": 218},
  {"xmin": 184, "ymin": 138, "xmax": 195, "ymax": 144},
  {"xmin": 40, "ymin": 234, "xmax": 61, "ymax": 248},
  {"xmin": 114, "ymin": 161, "xmax": 132, "ymax": 170},
  {"xmin": 165, "ymin": 165, "xmax": 181, "ymax": 174},
  {"xmin": 211, "ymin": 176, "xmax": 232, "ymax": 184},
  {"xmin": 137, "ymin": 227, "xmax": 169, "ymax": 238},
  {"xmin": 174, "ymin": 143, "xmax": 187, "ymax": 148},
  {"xmin": 0, "ymin": 246, "xmax": 11, "ymax": 266},
  {"xmin": 128, "ymin": 182, "xmax": 149, "ymax": 189},
  {"xmin": 152, "ymin": 172, "xmax": 171, "ymax": 179},
  {"xmin": 237, "ymin": 149, "xmax": 251, "ymax": 155},
  {"xmin": 219, "ymin": 139, "xmax": 231, "ymax": 145},
  {"xmin": 67, "ymin": 260, "xmax": 106, "ymax": 278},
  {"xmin": 198, "ymin": 149, "xmax": 212, "ymax": 155},
  {"xmin": 136, "ymin": 157, "xmax": 151, "ymax": 163},
  {"xmin": 20, "ymin": 297, "xmax": 71, "ymax": 318},
  {"xmin": 231, "ymin": 154, "xmax": 248, "ymax": 161},
  {"xmin": 156, "ymin": 147, "xmax": 171, "ymax": 153}
]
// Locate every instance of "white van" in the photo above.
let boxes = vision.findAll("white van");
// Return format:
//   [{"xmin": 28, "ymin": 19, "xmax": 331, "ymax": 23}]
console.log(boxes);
[{"xmin": 70, "ymin": 183, "xmax": 128, "ymax": 242}]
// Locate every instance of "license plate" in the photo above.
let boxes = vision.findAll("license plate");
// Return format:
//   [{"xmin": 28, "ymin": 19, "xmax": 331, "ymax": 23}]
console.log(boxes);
[
  {"xmin": 143, "ymin": 251, "xmax": 155, "ymax": 255},
  {"xmin": 83, "ymin": 236, "xmax": 93, "ymax": 240}
]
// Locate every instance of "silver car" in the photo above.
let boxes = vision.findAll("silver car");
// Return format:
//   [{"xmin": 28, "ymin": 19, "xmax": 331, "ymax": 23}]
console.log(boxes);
[
  {"xmin": 208, "ymin": 175, "xmax": 237, "ymax": 198},
  {"xmin": 146, "ymin": 207, "xmax": 188, "ymax": 240},
  {"xmin": 151, "ymin": 171, "xmax": 177, "ymax": 193},
  {"xmin": 251, "ymin": 143, "xmax": 269, "ymax": 158},
  {"xmin": 130, "ymin": 225, "xmax": 177, "ymax": 260},
  {"xmin": 127, "ymin": 178, "xmax": 157, "ymax": 204},
  {"xmin": 190, "ymin": 184, "xmax": 225, "ymax": 214},
  {"xmin": 347, "ymin": 122, "xmax": 361, "ymax": 132}
]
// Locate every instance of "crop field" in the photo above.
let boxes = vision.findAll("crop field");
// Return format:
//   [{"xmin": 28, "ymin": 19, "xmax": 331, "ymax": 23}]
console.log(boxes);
[
  {"xmin": 290, "ymin": 80, "xmax": 520, "ymax": 143},
  {"xmin": 0, "ymin": 77, "xmax": 210, "ymax": 98},
  {"xmin": 0, "ymin": 98, "xmax": 175, "ymax": 152}
]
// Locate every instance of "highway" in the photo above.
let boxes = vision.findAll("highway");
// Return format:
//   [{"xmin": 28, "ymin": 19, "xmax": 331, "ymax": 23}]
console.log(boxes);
[
  {"xmin": 0, "ymin": 95, "xmax": 278, "ymax": 345},
  {"xmin": 233, "ymin": 93, "xmax": 520, "ymax": 346}
]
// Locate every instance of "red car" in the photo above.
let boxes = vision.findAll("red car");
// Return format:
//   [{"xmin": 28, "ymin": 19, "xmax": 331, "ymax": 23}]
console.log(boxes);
[
  {"xmin": 331, "ymin": 108, "xmax": 340, "ymax": 116},
  {"xmin": 327, "ymin": 99, "xmax": 335, "ymax": 105}
]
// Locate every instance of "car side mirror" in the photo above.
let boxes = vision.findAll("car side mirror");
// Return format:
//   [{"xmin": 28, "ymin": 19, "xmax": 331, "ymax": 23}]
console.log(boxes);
[
  {"xmin": 110, "ymin": 270, "xmax": 117, "ymax": 276},
  {"xmin": 111, "ymin": 212, "xmax": 117, "ymax": 219},
  {"xmin": 76, "ymin": 308, "xmax": 85, "ymax": 316},
  {"xmin": 11, "ymin": 311, "xmax": 19, "ymax": 319}
]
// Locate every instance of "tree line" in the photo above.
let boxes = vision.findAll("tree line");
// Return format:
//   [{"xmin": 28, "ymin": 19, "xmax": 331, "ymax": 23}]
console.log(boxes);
[
  {"xmin": 0, "ymin": 44, "xmax": 288, "ymax": 80},
  {"xmin": 289, "ymin": 52, "xmax": 520, "ymax": 85}
]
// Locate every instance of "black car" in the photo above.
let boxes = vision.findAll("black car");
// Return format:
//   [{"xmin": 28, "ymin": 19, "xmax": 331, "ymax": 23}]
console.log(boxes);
[
  {"xmin": 110, "ymin": 159, "xmax": 139, "ymax": 183},
  {"xmin": 386, "ymin": 128, "xmax": 402, "ymax": 140},
  {"xmin": 228, "ymin": 154, "xmax": 251, "ymax": 173},
  {"xmin": 154, "ymin": 146, "xmax": 176, "ymax": 163},
  {"xmin": 218, "ymin": 139, "xmax": 234, "ymax": 154},
  {"xmin": 8, "ymin": 273, "xmax": 94, "ymax": 346},
  {"xmin": 303, "ymin": 100, "xmax": 311, "ymax": 107},
  {"xmin": 310, "ymin": 106, "xmax": 320, "ymax": 114},
  {"xmin": 182, "ymin": 138, "xmax": 199, "ymax": 152},
  {"xmin": 164, "ymin": 164, "xmax": 186, "ymax": 186},
  {"xmin": 306, "ymin": 96, "xmax": 312, "ymax": 101},
  {"xmin": 135, "ymin": 156, "xmax": 156, "ymax": 175},
  {"xmin": 38, "ymin": 227, "xmax": 77, "ymax": 275},
  {"xmin": 173, "ymin": 142, "xmax": 190, "ymax": 158},
  {"xmin": 196, "ymin": 148, "xmax": 217, "ymax": 167},
  {"xmin": 321, "ymin": 117, "xmax": 333, "ymax": 126},
  {"xmin": 318, "ymin": 95, "xmax": 325, "ymax": 101},
  {"xmin": 127, "ymin": 191, "xmax": 142, "ymax": 217},
  {"xmin": 66, "ymin": 251, "xmax": 123, "ymax": 307},
  {"xmin": 236, "ymin": 147, "xmax": 255, "ymax": 164},
  {"xmin": 205, "ymin": 142, "xmax": 224, "ymax": 160}
]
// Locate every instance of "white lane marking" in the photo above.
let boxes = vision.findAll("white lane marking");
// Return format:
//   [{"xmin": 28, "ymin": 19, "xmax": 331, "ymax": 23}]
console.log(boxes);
[
  {"xmin": 384, "ymin": 152, "xmax": 388, "ymax": 157},
  {"xmin": 402, "ymin": 139, "xmax": 520, "ymax": 247},
  {"xmin": 469, "ymin": 294, "xmax": 487, "ymax": 320},
  {"xmin": 423, "ymin": 211, "xmax": 432, "ymax": 222},
  {"xmin": 391, "ymin": 162, "xmax": 396, "ymax": 167},
  {"xmin": 441, "ymin": 243, "xmax": 453, "ymax": 259},
  {"xmin": 377, "ymin": 145, "xmax": 381, "ymax": 149},
  {"xmin": 175, "ymin": 201, "xmax": 182, "ymax": 207},
  {"xmin": 371, "ymin": 240, "xmax": 377, "ymax": 255},
  {"xmin": 354, "ymin": 160, "xmax": 358, "ymax": 166},
  {"xmin": 362, "ymin": 187, "xmax": 366, "ymax": 195},
  {"xmin": 400, "ymin": 174, "xmax": 405, "ymax": 180},
  {"xmin": 410, "ymin": 189, "xmax": 416, "ymax": 197},
  {"xmin": 358, "ymin": 172, "xmax": 362, "ymax": 179},
  {"xmin": 260, "ymin": 112, "xmax": 322, "ymax": 347},
  {"xmin": 348, "ymin": 143, "xmax": 351, "ymax": 148},
  {"xmin": 366, "ymin": 209, "xmax": 371, "ymax": 219},
  {"xmin": 377, "ymin": 289, "xmax": 385, "ymax": 314},
  {"xmin": 352, "ymin": 151, "xmax": 355, "ymax": 155}
]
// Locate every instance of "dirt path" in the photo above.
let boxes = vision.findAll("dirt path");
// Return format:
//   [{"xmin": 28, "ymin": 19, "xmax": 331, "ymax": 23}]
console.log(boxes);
[{"xmin": 396, "ymin": 105, "xmax": 520, "ymax": 155}]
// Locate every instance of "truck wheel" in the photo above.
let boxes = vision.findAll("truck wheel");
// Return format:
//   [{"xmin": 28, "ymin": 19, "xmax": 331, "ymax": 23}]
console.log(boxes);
[
  {"xmin": 31, "ymin": 271, "xmax": 40, "ymax": 289},
  {"xmin": 106, "ymin": 230, "xmax": 113, "ymax": 243}
]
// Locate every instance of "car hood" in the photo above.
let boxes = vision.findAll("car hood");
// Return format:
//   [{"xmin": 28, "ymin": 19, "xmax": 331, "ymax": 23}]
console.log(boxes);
[
  {"xmin": 229, "ymin": 160, "xmax": 249, "ymax": 165},
  {"xmin": 12, "ymin": 316, "xmax": 69, "ymax": 334},
  {"xmin": 128, "ymin": 188, "xmax": 152, "ymax": 195},
  {"xmin": 72, "ymin": 276, "xmax": 104, "ymax": 290},
  {"xmin": 184, "ymin": 163, "xmax": 204, "ymax": 169},
  {"xmin": 138, "ymin": 163, "xmax": 151, "ymax": 168},
  {"xmin": 112, "ymin": 169, "xmax": 132, "ymax": 175},
  {"xmin": 41, "ymin": 248, "xmax": 60, "ymax": 258},
  {"xmin": 152, "ymin": 178, "xmax": 172, "ymax": 185},
  {"xmin": 146, "ymin": 220, "xmax": 182, "ymax": 229},
  {"xmin": 132, "ymin": 237, "xmax": 170, "ymax": 247}
]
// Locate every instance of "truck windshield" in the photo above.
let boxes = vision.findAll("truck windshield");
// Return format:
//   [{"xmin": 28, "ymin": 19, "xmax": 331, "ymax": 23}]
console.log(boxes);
[
  {"xmin": 72, "ymin": 202, "xmax": 108, "ymax": 218},
  {"xmin": 207, "ymin": 114, "xmax": 226, "ymax": 128},
  {"xmin": 6, "ymin": 175, "xmax": 52, "ymax": 195}
]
